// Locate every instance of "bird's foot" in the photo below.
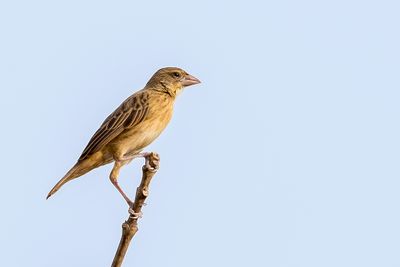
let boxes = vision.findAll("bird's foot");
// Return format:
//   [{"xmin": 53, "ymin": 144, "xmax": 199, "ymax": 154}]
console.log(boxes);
[
  {"xmin": 145, "ymin": 158, "xmax": 158, "ymax": 171},
  {"xmin": 119, "ymin": 152, "xmax": 159, "ymax": 171},
  {"xmin": 128, "ymin": 207, "xmax": 143, "ymax": 219},
  {"xmin": 143, "ymin": 152, "xmax": 160, "ymax": 171}
]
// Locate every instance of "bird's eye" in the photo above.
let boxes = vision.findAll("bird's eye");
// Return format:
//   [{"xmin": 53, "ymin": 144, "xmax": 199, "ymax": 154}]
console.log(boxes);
[{"xmin": 173, "ymin": 72, "xmax": 181, "ymax": 78}]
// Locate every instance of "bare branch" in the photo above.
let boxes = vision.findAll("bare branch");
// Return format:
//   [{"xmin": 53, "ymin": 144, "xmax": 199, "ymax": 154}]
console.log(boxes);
[{"xmin": 111, "ymin": 152, "xmax": 160, "ymax": 267}]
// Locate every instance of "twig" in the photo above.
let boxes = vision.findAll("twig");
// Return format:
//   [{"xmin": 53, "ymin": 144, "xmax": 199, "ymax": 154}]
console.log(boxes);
[{"xmin": 111, "ymin": 152, "xmax": 160, "ymax": 267}]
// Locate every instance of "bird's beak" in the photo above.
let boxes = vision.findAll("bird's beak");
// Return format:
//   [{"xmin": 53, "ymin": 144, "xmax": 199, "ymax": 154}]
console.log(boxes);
[{"xmin": 182, "ymin": 74, "xmax": 201, "ymax": 87}]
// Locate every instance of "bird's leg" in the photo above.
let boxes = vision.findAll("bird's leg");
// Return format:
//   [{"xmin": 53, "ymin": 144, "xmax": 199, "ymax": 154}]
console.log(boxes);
[
  {"xmin": 120, "ymin": 152, "xmax": 158, "ymax": 170},
  {"xmin": 110, "ymin": 160, "xmax": 133, "ymax": 206},
  {"xmin": 136, "ymin": 152, "xmax": 154, "ymax": 170},
  {"xmin": 110, "ymin": 153, "xmax": 158, "ymax": 219},
  {"xmin": 109, "ymin": 160, "xmax": 143, "ymax": 219}
]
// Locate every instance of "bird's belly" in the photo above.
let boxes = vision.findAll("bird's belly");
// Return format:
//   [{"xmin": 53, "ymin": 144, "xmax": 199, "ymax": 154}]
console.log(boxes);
[
  {"xmin": 108, "ymin": 116, "xmax": 170, "ymax": 158},
  {"xmin": 123, "ymin": 127, "xmax": 161, "ymax": 153}
]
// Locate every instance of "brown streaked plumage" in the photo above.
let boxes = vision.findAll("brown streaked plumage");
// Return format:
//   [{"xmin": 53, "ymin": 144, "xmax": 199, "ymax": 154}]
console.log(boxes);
[{"xmin": 47, "ymin": 67, "xmax": 201, "ymax": 207}]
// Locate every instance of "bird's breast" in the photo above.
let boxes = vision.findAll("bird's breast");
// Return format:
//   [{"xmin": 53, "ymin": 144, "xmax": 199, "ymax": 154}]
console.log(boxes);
[{"xmin": 108, "ymin": 97, "xmax": 174, "ymax": 156}]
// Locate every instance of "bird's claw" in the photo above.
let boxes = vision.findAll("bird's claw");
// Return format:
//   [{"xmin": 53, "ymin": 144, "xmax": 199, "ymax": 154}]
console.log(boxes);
[
  {"xmin": 128, "ymin": 207, "xmax": 143, "ymax": 219},
  {"xmin": 146, "ymin": 163, "xmax": 158, "ymax": 171},
  {"xmin": 145, "ymin": 158, "xmax": 159, "ymax": 171}
]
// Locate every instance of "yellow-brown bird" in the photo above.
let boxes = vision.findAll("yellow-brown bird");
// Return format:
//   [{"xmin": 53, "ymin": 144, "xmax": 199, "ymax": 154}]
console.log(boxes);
[{"xmin": 47, "ymin": 67, "xmax": 201, "ymax": 209}]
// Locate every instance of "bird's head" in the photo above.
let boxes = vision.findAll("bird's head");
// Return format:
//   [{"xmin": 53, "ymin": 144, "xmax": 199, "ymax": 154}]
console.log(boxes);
[{"xmin": 146, "ymin": 67, "xmax": 201, "ymax": 96}]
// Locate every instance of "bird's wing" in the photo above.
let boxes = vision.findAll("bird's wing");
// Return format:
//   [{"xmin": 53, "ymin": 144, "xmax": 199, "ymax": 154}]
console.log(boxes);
[{"xmin": 78, "ymin": 90, "xmax": 150, "ymax": 161}]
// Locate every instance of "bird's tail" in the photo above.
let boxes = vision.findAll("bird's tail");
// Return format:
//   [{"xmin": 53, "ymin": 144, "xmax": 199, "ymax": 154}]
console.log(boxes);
[{"xmin": 46, "ymin": 163, "xmax": 86, "ymax": 199}]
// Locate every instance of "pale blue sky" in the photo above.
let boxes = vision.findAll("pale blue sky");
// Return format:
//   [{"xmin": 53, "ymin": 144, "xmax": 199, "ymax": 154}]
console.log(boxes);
[{"xmin": 1, "ymin": 0, "xmax": 400, "ymax": 266}]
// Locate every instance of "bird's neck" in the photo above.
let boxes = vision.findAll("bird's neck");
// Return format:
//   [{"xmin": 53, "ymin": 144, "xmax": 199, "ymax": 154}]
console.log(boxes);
[{"xmin": 148, "ymin": 82, "xmax": 177, "ymax": 98}]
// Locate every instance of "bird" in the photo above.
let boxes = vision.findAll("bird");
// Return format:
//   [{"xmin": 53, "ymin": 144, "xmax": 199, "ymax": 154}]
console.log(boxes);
[{"xmin": 47, "ymin": 67, "xmax": 201, "ymax": 210}]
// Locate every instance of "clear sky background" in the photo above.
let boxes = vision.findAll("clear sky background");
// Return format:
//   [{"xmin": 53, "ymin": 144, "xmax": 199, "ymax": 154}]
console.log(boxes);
[{"xmin": 1, "ymin": 0, "xmax": 399, "ymax": 266}]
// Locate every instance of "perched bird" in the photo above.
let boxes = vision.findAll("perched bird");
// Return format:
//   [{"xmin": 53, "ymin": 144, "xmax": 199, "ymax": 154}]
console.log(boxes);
[{"xmin": 47, "ymin": 67, "xmax": 201, "ymax": 208}]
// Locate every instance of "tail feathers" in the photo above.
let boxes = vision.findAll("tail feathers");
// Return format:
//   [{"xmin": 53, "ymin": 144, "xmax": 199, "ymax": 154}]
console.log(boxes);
[{"xmin": 46, "ymin": 164, "xmax": 81, "ymax": 199}]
